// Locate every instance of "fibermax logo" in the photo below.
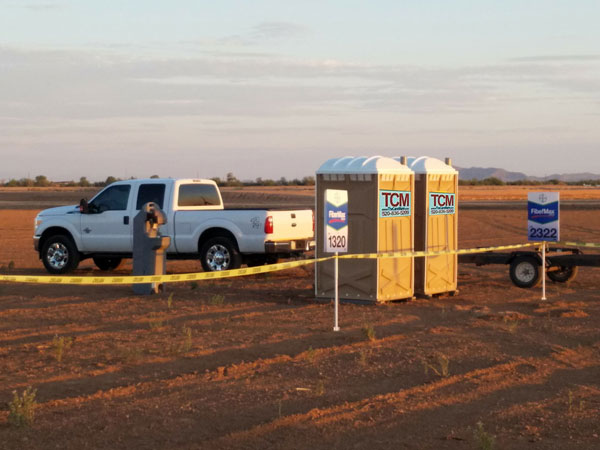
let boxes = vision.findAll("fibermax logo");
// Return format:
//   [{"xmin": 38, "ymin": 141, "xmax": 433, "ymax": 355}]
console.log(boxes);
[
  {"xmin": 328, "ymin": 210, "xmax": 347, "ymax": 224},
  {"xmin": 530, "ymin": 207, "xmax": 556, "ymax": 218}
]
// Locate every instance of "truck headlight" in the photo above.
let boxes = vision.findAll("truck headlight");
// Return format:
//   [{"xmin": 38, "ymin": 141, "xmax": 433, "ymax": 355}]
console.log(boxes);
[{"xmin": 34, "ymin": 216, "xmax": 42, "ymax": 229}]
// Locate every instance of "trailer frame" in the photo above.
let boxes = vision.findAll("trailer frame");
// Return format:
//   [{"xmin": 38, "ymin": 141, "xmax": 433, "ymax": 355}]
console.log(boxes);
[{"xmin": 459, "ymin": 246, "xmax": 600, "ymax": 288}]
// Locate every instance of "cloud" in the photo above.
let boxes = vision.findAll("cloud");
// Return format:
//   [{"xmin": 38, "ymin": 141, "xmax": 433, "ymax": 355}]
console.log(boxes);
[
  {"xmin": 1, "ymin": 43, "xmax": 599, "ymax": 127},
  {"xmin": 219, "ymin": 21, "xmax": 308, "ymax": 46},
  {"xmin": 509, "ymin": 54, "xmax": 600, "ymax": 63},
  {"xmin": 250, "ymin": 22, "xmax": 308, "ymax": 40},
  {"xmin": 11, "ymin": 2, "xmax": 64, "ymax": 11}
]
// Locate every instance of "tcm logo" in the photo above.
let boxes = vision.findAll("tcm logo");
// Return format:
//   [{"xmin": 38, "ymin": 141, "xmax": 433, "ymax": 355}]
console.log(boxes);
[
  {"xmin": 379, "ymin": 190, "xmax": 411, "ymax": 218},
  {"xmin": 381, "ymin": 191, "xmax": 410, "ymax": 208},
  {"xmin": 430, "ymin": 193, "xmax": 454, "ymax": 208},
  {"xmin": 429, "ymin": 192, "xmax": 455, "ymax": 216}
]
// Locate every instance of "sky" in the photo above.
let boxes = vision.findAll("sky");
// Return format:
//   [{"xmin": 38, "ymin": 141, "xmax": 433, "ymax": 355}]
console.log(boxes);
[{"xmin": 1, "ymin": 0, "xmax": 599, "ymax": 181}]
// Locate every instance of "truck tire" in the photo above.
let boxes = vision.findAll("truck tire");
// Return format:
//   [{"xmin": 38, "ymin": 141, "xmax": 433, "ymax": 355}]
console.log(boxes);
[
  {"xmin": 93, "ymin": 257, "xmax": 124, "ymax": 271},
  {"xmin": 547, "ymin": 265, "xmax": 578, "ymax": 283},
  {"xmin": 509, "ymin": 255, "xmax": 542, "ymax": 289},
  {"xmin": 200, "ymin": 237, "xmax": 241, "ymax": 272},
  {"xmin": 41, "ymin": 235, "xmax": 80, "ymax": 274}
]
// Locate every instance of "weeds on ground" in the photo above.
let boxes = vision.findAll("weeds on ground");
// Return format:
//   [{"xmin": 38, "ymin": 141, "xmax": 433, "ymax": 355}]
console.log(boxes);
[
  {"xmin": 52, "ymin": 335, "xmax": 73, "ymax": 363},
  {"xmin": 210, "ymin": 294, "xmax": 225, "ymax": 306},
  {"xmin": 167, "ymin": 293, "xmax": 174, "ymax": 310},
  {"xmin": 305, "ymin": 346, "xmax": 316, "ymax": 364},
  {"xmin": 357, "ymin": 349, "xmax": 369, "ymax": 368},
  {"xmin": 8, "ymin": 386, "xmax": 37, "ymax": 428},
  {"xmin": 8, "ymin": 261, "xmax": 15, "ymax": 272},
  {"xmin": 181, "ymin": 326, "xmax": 193, "ymax": 353},
  {"xmin": 166, "ymin": 326, "xmax": 194, "ymax": 356},
  {"xmin": 190, "ymin": 282, "xmax": 198, "ymax": 290},
  {"xmin": 567, "ymin": 390, "xmax": 585, "ymax": 415},
  {"xmin": 423, "ymin": 353, "xmax": 450, "ymax": 378},
  {"xmin": 119, "ymin": 346, "xmax": 144, "ymax": 364},
  {"xmin": 315, "ymin": 380, "xmax": 325, "ymax": 396},
  {"xmin": 148, "ymin": 313, "xmax": 164, "ymax": 329},
  {"xmin": 503, "ymin": 316, "xmax": 519, "ymax": 333},
  {"xmin": 473, "ymin": 421, "xmax": 495, "ymax": 450},
  {"xmin": 361, "ymin": 323, "xmax": 376, "ymax": 341}
]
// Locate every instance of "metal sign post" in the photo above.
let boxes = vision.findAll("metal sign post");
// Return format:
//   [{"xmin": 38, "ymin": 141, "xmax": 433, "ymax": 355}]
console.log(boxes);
[
  {"xmin": 541, "ymin": 241, "xmax": 547, "ymax": 301},
  {"xmin": 334, "ymin": 252, "xmax": 339, "ymax": 331},
  {"xmin": 325, "ymin": 189, "xmax": 348, "ymax": 332},
  {"xmin": 527, "ymin": 192, "xmax": 559, "ymax": 301}
]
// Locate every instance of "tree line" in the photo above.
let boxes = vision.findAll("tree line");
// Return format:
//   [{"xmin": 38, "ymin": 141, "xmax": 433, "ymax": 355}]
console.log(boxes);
[
  {"xmin": 458, "ymin": 177, "xmax": 599, "ymax": 186},
  {"xmin": 1, "ymin": 173, "xmax": 316, "ymax": 188},
  {"xmin": 4, "ymin": 174, "xmax": 596, "ymax": 188}
]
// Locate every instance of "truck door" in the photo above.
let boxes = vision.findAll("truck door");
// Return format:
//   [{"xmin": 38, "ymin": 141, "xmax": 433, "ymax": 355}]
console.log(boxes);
[{"xmin": 80, "ymin": 184, "xmax": 133, "ymax": 252}]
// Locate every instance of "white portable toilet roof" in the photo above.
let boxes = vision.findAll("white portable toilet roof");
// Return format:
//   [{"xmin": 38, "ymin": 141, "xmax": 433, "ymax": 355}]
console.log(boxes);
[
  {"xmin": 317, "ymin": 156, "xmax": 412, "ymax": 174},
  {"xmin": 401, "ymin": 156, "xmax": 458, "ymax": 175}
]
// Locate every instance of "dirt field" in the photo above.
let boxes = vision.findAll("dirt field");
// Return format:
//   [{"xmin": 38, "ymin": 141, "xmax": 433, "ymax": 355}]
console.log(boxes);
[{"xmin": 1, "ymin": 188, "xmax": 599, "ymax": 449}]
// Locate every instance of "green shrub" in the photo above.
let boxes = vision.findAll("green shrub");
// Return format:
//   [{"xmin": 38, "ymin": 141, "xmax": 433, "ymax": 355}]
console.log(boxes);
[{"xmin": 8, "ymin": 387, "xmax": 37, "ymax": 427}]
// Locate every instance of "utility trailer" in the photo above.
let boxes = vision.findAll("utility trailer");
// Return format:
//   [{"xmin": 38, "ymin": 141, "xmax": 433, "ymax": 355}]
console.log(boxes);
[{"xmin": 458, "ymin": 246, "xmax": 600, "ymax": 288}]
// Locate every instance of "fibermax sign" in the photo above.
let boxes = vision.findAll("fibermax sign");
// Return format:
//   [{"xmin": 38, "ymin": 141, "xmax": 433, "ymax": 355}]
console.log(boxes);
[
  {"xmin": 429, "ymin": 192, "xmax": 455, "ymax": 216},
  {"xmin": 379, "ymin": 190, "xmax": 411, "ymax": 217}
]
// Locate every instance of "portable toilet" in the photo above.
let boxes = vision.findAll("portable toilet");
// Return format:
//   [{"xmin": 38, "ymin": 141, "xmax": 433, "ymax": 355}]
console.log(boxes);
[
  {"xmin": 403, "ymin": 156, "xmax": 458, "ymax": 297},
  {"xmin": 315, "ymin": 156, "xmax": 415, "ymax": 302}
]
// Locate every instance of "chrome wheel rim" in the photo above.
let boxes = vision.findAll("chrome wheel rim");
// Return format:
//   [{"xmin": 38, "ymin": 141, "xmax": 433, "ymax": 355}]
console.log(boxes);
[
  {"xmin": 515, "ymin": 261, "xmax": 535, "ymax": 283},
  {"xmin": 46, "ymin": 242, "xmax": 69, "ymax": 270},
  {"xmin": 206, "ymin": 244, "xmax": 230, "ymax": 271}
]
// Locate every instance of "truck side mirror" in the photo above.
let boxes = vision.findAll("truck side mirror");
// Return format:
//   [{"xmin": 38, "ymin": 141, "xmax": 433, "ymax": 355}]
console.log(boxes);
[{"xmin": 79, "ymin": 198, "xmax": 89, "ymax": 214}]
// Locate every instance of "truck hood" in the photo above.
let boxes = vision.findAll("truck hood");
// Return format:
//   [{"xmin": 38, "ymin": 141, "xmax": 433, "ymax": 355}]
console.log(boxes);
[{"xmin": 38, "ymin": 205, "xmax": 80, "ymax": 216}]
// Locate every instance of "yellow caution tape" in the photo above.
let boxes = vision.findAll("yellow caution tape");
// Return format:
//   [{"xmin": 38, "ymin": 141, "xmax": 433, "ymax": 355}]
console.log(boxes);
[
  {"xmin": 556, "ymin": 241, "xmax": 600, "ymax": 249},
  {"xmin": 0, "ymin": 243, "xmax": 539, "ymax": 286},
  {"xmin": 0, "ymin": 258, "xmax": 330, "ymax": 285},
  {"xmin": 337, "ymin": 243, "xmax": 537, "ymax": 260}
]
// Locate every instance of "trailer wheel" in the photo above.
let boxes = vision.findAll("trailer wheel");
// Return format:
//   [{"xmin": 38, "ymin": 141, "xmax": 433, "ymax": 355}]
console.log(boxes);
[
  {"xmin": 547, "ymin": 265, "xmax": 578, "ymax": 283},
  {"xmin": 509, "ymin": 255, "xmax": 542, "ymax": 289}
]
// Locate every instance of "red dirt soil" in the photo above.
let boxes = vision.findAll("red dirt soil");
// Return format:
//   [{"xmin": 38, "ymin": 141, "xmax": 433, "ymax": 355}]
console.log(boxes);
[{"xmin": 1, "ymin": 201, "xmax": 599, "ymax": 449}]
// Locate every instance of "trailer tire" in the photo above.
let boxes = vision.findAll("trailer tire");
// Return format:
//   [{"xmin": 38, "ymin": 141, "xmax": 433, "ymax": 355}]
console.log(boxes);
[
  {"xmin": 547, "ymin": 265, "xmax": 578, "ymax": 283},
  {"xmin": 509, "ymin": 255, "xmax": 542, "ymax": 289}
]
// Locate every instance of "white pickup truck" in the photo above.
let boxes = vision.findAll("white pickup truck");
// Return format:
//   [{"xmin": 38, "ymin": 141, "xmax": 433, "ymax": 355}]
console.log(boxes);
[{"xmin": 33, "ymin": 178, "xmax": 314, "ymax": 274}]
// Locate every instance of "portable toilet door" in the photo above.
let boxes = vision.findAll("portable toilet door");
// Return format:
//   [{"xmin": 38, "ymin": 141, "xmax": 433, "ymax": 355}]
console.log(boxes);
[
  {"xmin": 315, "ymin": 156, "xmax": 414, "ymax": 302},
  {"xmin": 406, "ymin": 156, "xmax": 458, "ymax": 296}
]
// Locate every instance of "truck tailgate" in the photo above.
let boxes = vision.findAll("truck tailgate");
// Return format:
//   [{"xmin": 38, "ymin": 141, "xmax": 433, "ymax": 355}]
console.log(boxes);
[{"xmin": 267, "ymin": 210, "xmax": 313, "ymax": 241}]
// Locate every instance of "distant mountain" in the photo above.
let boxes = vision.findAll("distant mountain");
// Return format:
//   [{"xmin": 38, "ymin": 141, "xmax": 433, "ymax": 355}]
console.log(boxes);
[
  {"xmin": 456, "ymin": 167, "xmax": 528, "ymax": 182},
  {"xmin": 456, "ymin": 167, "xmax": 600, "ymax": 183},
  {"xmin": 529, "ymin": 173, "xmax": 600, "ymax": 182}
]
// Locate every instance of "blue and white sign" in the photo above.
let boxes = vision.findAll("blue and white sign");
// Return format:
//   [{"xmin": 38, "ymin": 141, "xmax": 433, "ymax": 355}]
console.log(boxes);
[
  {"xmin": 325, "ymin": 189, "xmax": 348, "ymax": 253},
  {"xmin": 528, "ymin": 192, "xmax": 559, "ymax": 241},
  {"xmin": 429, "ymin": 192, "xmax": 455, "ymax": 216},
  {"xmin": 379, "ymin": 190, "xmax": 411, "ymax": 217}
]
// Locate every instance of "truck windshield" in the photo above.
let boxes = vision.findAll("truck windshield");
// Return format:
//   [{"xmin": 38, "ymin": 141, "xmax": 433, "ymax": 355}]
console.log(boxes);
[{"xmin": 178, "ymin": 184, "xmax": 220, "ymax": 207}]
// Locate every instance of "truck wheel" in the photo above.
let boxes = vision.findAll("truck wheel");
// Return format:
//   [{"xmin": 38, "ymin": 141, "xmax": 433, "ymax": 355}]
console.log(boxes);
[
  {"xmin": 509, "ymin": 255, "xmax": 542, "ymax": 289},
  {"xmin": 41, "ymin": 235, "xmax": 80, "ymax": 274},
  {"xmin": 93, "ymin": 257, "xmax": 123, "ymax": 271},
  {"xmin": 547, "ymin": 265, "xmax": 578, "ymax": 283},
  {"xmin": 200, "ymin": 237, "xmax": 241, "ymax": 272}
]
